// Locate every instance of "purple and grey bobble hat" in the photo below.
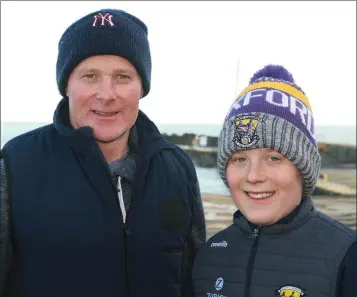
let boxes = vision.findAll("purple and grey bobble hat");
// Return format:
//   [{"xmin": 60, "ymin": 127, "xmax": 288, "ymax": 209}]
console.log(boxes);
[{"xmin": 217, "ymin": 65, "xmax": 321, "ymax": 196}]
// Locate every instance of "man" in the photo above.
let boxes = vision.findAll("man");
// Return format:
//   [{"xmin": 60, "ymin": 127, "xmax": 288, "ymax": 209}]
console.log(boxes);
[{"xmin": 0, "ymin": 8, "xmax": 206, "ymax": 297}]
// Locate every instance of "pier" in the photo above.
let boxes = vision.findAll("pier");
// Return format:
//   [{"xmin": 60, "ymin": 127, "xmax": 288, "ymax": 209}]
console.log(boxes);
[{"xmin": 177, "ymin": 142, "xmax": 357, "ymax": 169}]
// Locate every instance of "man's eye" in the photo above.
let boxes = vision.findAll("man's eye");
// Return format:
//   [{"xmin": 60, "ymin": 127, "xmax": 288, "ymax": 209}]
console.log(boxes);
[
  {"xmin": 83, "ymin": 74, "xmax": 95, "ymax": 79},
  {"xmin": 117, "ymin": 74, "xmax": 130, "ymax": 79}
]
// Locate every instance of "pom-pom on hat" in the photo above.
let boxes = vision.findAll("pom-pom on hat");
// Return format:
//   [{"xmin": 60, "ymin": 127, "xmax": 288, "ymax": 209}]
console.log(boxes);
[{"xmin": 217, "ymin": 64, "xmax": 321, "ymax": 196}]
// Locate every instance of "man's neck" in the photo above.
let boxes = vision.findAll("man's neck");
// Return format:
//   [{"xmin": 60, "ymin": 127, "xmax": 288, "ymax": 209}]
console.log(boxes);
[{"xmin": 97, "ymin": 134, "xmax": 130, "ymax": 163}]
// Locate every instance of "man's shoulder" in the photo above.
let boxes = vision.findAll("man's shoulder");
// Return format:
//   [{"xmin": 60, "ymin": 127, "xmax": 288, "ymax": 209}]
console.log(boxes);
[
  {"xmin": 2, "ymin": 124, "xmax": 54, "ymax": 151},
  {"xmin": 157, "ymin": 141, "xmax": 197, "ymax": 174}
]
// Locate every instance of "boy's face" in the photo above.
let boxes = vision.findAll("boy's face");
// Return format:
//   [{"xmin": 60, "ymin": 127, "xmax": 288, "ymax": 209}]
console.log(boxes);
[{"xmin": 226, "ymin": 148, "xmax": 303, "ymax": 226}]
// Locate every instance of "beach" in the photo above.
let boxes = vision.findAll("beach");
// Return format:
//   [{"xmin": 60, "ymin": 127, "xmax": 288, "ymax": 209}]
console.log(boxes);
[{"xmin": 202, "ymin": 167, "xmax": 356, "ymax": 239}]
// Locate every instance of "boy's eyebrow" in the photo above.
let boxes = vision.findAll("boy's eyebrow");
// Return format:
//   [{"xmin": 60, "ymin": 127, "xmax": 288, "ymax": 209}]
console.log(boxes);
[
  {"xmin": 266, "ymin": 149, "xmax": 283, "ymax": 154},
  {"xmin": 231, "ymin": 151, "xmax": 244, "ymax": 156},
  {"xmin": 265, "ymin": 148, "xmax": 276, "ymax": 153}
]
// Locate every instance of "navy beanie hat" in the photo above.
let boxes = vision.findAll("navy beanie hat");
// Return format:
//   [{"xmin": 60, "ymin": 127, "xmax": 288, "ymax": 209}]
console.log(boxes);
[{"xmin": 56, "ymin": 9, "xmax": 151, "ymax": 97}]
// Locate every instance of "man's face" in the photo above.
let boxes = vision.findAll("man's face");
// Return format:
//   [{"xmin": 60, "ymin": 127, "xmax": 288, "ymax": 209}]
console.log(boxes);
[
  {"xmin": 226, "ymin": 148, "xmax": 303, "ymax": 226},
  {"xmin": 66, "ymin": 55, "xmax": 143, "ymax": 143}
]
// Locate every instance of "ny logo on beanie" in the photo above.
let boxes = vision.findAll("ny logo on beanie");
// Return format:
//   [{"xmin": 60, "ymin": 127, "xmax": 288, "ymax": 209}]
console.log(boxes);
[{"xmin": 92, "ymin": 13, "xmax": 115, "ymax": 27}]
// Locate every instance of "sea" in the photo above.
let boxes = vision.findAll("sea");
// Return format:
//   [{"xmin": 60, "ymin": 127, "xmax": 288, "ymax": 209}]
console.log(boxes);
[{"xmin": 1, "ymin": 122, "xmax": 356, "ymax": 196}]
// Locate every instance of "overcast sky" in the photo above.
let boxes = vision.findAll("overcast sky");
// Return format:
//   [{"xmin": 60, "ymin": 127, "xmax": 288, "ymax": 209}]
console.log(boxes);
[{"xmin": 1, "ymin": 1, "xmax": 356, "ymax": 125}]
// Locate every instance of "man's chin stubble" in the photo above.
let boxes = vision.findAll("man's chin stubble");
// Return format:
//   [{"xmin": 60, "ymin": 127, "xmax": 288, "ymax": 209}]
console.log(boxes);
[{"xmin": 95, "ymin": 131, "xmax": 128, "ymax": 144}]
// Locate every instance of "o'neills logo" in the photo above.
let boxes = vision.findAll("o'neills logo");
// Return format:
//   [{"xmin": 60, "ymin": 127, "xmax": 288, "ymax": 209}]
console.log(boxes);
[{"xmin": 210, "ymin": 241, "xmax": 228, "ymax": 248}]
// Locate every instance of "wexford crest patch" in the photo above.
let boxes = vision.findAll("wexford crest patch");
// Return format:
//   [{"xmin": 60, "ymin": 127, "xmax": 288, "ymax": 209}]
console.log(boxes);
[
  {"xmin": 276, "ymin": 285, "xmax": 306, "ymax": 297},
  {"xmin": 232, "ymin": 115, "xmax": 260, "ymax": 148}
]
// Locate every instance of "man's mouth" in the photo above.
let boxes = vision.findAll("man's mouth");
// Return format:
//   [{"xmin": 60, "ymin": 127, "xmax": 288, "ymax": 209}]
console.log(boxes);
[{"xmin": 92, "ymin": 111, "xmax": 119, "ymax": 116}]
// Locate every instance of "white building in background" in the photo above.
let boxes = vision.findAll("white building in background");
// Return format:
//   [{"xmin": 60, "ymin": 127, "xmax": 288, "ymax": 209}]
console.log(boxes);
[{"xmin": 198, "ymin": 135, "xmax": 208, "ymax": 147}]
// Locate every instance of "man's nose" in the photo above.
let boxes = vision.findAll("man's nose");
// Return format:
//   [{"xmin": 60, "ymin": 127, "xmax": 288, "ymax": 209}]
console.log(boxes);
[{"xmin": 97, "ymin": 78, "xmax": 116, "ymax": 101}]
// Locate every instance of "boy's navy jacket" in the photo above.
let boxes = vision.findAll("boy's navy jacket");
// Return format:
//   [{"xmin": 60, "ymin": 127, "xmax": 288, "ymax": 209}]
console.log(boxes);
[
  {"xmin": 0, "ymin": 97, "xmax": 206, "ymax": 297},
  {"xmin": 192, "ymin": 196, "xmax": 356, "ymax": 297}
]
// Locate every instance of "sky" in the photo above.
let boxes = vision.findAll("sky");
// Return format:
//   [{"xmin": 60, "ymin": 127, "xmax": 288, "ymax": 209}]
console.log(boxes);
[{"xmin": 1, "ymin": 1, "xmax": 356, "ymax": 125}]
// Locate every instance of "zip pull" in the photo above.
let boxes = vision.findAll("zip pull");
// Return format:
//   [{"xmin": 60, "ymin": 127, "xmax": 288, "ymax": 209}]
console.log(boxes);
[{"xmin": 122, "ymin": 222, "xmax": 129, "ymax": 235}]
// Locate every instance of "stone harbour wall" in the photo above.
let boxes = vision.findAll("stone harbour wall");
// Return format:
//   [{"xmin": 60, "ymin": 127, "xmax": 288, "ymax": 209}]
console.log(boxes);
[{"xmin": 162, "ymin": 133, "xmax": 356, "ymax": 168}]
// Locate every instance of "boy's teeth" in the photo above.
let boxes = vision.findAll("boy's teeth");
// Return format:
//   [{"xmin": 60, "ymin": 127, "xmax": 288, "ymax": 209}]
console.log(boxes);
[{"xmin": 248, "ymin": 192, "xmax": 274, "ymax": 199}]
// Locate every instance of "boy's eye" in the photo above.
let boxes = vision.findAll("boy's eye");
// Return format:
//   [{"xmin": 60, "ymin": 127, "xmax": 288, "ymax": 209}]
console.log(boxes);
[
  {"xmin": 232, "ymin": 156, "xmax": 246, "ymax": 163},
  {"xmin": 268, "ymin": 156, "xmax": 281, "ymax": 161}
]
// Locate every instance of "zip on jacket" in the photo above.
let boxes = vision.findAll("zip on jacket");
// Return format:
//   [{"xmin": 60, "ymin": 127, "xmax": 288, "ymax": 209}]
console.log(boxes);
[
  {"xmin": 245, "ymin": 226, "xmax": 260, "ymax": 297},
  {"xmin": 89, "ymin": 135, "xmax": 176, "ymax": 296},
  {"xmin": 89, "ymin": 138, "xmax": 132, "ymax": 294},
  {"xmin": 116, "ymin": 175, "xmax": 131, "ymax": 296}
]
